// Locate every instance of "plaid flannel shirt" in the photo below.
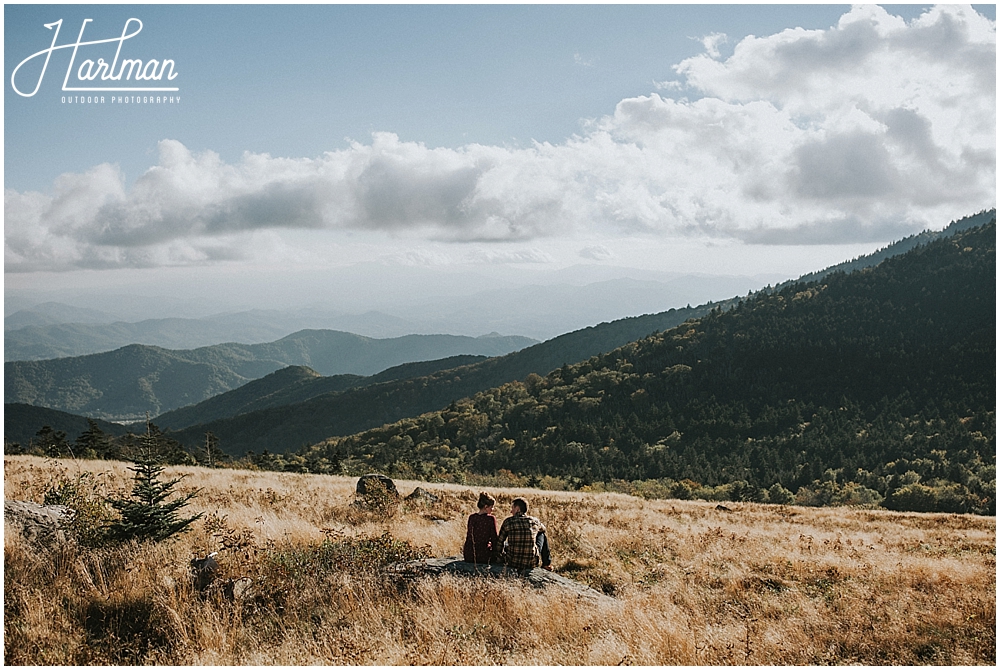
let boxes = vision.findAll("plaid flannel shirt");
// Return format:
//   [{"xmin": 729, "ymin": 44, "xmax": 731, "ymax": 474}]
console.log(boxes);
[{"xmin": 496, "ymin": 513, "xmax": 545, "ymax": 570}]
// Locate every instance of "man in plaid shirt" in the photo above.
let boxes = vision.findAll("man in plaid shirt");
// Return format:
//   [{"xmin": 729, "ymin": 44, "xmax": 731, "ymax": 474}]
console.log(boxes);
[{"xmin": 495, "ymin": 497, "xmax": 552, "ymax": 571}]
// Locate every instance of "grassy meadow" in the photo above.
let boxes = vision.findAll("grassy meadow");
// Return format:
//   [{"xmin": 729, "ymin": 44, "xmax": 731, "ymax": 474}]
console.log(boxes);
[{"xmin": 4, "ymin": 454, "xmax": 996, "ymax": 665}]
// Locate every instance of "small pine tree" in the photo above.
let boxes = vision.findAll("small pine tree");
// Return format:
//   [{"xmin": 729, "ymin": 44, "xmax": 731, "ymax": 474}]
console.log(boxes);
[{"xmin": 107, "ymin": 453, "xmax": 203, "ymax": 543}]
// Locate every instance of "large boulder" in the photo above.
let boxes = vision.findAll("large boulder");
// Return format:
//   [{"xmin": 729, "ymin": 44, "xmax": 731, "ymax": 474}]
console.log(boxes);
[
  {"xmin": 356, "ymin": 474, "xmax": 398, "ymax": 496},
  {"xmin": 4, "ymin": 499, "xmax": 73, "ymax": 546}
]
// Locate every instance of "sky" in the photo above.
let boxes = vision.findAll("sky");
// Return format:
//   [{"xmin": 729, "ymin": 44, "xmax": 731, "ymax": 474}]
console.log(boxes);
[{"xmin": 4, "ymin": 3, "xmax": 996, "ymax": 323}]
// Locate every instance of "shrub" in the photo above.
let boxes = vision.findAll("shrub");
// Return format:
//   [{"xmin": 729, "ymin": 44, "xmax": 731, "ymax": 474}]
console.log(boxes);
[
  {"xmin": 356, "ymin": 477, "xmax": 400, "ymax": 520},
  {"xmin": 765, "ymin": 483, "xmax": 795, "ymax": 505},
  {"xmin": 884, "ymin": 482, "xmax": 975, "ymax": 513},
  {"xmin": 669, "ymin": 480, "xmax": 695, "ymax": 500},
  {"xmin": 43, "ymin": 471, "xmax": 118, "ymax": 547},
  {"xmin": 832, "ymin": 482, "xmax": 883, "ymax": 507},
  {"xmin": 727, "ymin": 480, "xmax": 766, "ymax": 502}
]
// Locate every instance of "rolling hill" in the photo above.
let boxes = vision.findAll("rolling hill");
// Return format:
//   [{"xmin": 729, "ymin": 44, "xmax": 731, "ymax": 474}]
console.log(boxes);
[
  {"xmin": 3, "ymin": 403, "xmax": 131, "ymax": 448},
  {"xmin": 153, "ymin": 354, "xmax": 488, "ymax": 430},
  {"xmin": 4, "ymin": 330, "xmax": 535, "ymax": 421}
]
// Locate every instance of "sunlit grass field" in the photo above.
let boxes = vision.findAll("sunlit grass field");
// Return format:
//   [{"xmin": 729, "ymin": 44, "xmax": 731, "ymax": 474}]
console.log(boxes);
[{"xmin": 4, "ymin": 454, "xmax": 995, "ymax": 665}]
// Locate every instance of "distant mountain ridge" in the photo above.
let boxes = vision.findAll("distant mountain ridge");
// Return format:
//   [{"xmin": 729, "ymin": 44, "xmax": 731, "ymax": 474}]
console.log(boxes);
[
  {"xmin": 164, "ymin": 302, "xmax": 728, "ymax": 454},
  {"xmin": 4, "ymin": 317, "xmax": 299, "ymax": 362},
  {"xmin": 3, "ymin": 309, "xmax": 424, "ymax": 362},
  {"xmin": 4, "ymin": 331, "xmax": 534, "ymax": 421},
  {"xmin": 5, "ymin": 273, "xmax": 780, "ymax": 360},
  {"xmin": 4, "ymin": 302, "xmax": 119, "ymax": 329},
  {"xmin": 154, "ymin": 355, "xmax": 488, "ymax": 430}
]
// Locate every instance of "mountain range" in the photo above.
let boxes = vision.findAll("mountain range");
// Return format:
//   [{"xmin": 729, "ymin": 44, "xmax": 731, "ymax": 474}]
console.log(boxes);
[
  {"xmin": 151, "ymin": 211, "xmax": 994, "ymax": 457},
  {"xmin": 161, "ymin": 302, "xmax": 723, "ymax": 453},
  {"xmin": 292, "ymin": 220, "xmax": 994, "ymax": 513},
  {"xmin": 5, "ymin": 211, "xmax": 995, "ymax": 509},
  {"xmin": 5, "ymin": 273, "xmax": 782, "ymax": 360},
  {"xmin": 4, "ymin": 331, "xmax": 534, "ymax": 422}
]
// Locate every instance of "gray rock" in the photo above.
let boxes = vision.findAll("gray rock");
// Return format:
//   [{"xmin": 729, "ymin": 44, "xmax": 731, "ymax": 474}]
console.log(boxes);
[
  {"xmin": 389, "ymin": 555, "xmax": 616, "ymax": 603},
  {"xmin": 224, "ymin": 577, "xmax": 253, "ymax": 601},
  {"xmin": 4, "ymin": 499, "xmax": 74, "ymax": 545},
  {"xmin": 356, "ymin": 474, "xmax": 398, "ymax": 496},
  {"xmin": 405, "ymin": 487, "xmax": 439, "ymax": 504}
]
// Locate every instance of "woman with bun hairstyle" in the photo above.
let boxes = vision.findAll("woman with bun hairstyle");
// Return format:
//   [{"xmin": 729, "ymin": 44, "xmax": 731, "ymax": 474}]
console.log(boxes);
[{"xmin": 463, "ymin": 491, "xmax": 499, "ymax": 564}]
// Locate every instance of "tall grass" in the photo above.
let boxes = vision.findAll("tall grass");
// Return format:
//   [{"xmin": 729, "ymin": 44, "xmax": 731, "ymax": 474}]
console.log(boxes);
[{"xmin": 4, "ymin": 455, "xmax": 995, "ymax": 665}]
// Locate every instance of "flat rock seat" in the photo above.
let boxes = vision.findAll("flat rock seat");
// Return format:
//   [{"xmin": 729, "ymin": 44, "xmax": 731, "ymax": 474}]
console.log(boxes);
[{"xmin": 389, "ymin": 555, "xmax": 615, "ymax": 603}]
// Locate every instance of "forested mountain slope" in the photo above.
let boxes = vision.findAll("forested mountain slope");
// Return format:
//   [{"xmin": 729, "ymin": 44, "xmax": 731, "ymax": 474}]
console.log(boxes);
[
  {"xmin": 166, "ymin": 303, "xmax": 723, "ymax": 453},
  {"xmin": 297, "ymin": 222, "xmax": 995, "ymax": 513},
  {"xmin": 4, "ymin": 330, "xmax": 534, "ymax": 421},
  {"xmin": 3, "ymin": 404, "xmax": 131, "ymax": 448},
  {"xmin": 154, "ymin": 355, "xmax": 487, "ymax": 430}
]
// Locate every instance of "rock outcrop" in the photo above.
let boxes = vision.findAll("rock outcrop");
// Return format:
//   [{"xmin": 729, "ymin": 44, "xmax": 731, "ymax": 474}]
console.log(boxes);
[
  {"xmin": 4, "ymin": 499, "xmax": 73, "ymax": 545},
  {"xmin": 390, "ymin": 555, "xmax": 616, "ymax": 603}
]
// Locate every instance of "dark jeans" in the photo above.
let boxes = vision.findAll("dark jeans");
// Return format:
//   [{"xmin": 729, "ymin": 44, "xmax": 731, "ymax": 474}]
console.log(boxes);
[{"xmin": 536, "ymin": 530, "xmax": 551, "ymax": 567}]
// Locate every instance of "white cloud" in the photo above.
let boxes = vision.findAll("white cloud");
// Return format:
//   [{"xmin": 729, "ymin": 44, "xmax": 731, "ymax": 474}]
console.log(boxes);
[
  {"xmin": 697, "ymin": 32, "xmax": 728, "ymax": 59},
  {"xmin": 579, "ymin": 245, "xmax": 614, "ymax": 261},
  {"xmin": 5, "ymin": 5, "xmax": 994, "ymax": 272},
  {"xmin": 382, "ymin": 247, "xmax": 455, "ymax": 267},
  {"xmin": 465, "ymin": 247, "xmax": 554, "ymax": 265}
]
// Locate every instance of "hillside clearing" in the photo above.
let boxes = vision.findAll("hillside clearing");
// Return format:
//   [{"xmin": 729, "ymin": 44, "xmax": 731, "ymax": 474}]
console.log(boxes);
[{"xmin": 4, "ymin": 455, "xmax": 995, "ymax": 665}]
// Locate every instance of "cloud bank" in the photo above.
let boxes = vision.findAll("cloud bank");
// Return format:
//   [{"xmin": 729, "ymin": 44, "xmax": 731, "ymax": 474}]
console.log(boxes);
[{"xmin": 6, "ymin": 5, "xmax": 994, "ymax": 271}]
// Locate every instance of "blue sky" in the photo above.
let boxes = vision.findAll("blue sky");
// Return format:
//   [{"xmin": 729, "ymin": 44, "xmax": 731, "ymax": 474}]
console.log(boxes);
[
  {"xmin": 7, "ymin": 3, "xmax": 893, "ymax": 192},
  {"xmin": 5, "ymin": 4, "xmax": 996, "ymax": 319}
]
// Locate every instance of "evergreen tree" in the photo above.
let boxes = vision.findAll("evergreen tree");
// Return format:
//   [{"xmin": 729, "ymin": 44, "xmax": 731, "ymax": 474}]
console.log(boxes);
[
  {"xmin": 107, "ymin": 428, "xmax": 202, "ymax": 543},
  {"xmin": 34, "ymin": 425, "xmax": 70, "ymax": 457},
  {"xmin": 75, "ymin": 419, "xmax": 112, "ymax": 459}
]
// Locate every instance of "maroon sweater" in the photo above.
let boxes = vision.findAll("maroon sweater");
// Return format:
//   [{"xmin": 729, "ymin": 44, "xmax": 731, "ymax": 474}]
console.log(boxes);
[{"xmin": 463, "ymin": 512, "xmax": 498, "ymax": 563}]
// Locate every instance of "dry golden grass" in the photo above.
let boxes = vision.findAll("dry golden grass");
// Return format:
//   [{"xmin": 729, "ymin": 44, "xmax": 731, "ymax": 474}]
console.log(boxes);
[{"xmin": 4, "ymin": 455, "xmax": 995, "ymax": 665}]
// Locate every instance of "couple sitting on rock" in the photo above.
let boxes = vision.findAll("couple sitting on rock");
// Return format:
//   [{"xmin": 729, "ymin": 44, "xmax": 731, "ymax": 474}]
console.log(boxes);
[{"xmin": 463, "ymin": 492, "xmax": 552, "ymax": 571}]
